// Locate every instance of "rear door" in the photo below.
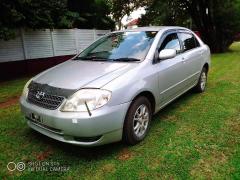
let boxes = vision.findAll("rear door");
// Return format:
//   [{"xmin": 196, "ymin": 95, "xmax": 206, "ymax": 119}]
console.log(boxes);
[{"xmin": 178, "ymin": 32, "xmax": 203, "ymax": 86}]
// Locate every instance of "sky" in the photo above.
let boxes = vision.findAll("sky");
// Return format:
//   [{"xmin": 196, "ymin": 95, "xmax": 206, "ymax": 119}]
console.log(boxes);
[{"xmin": 121, "ymin": 7, "xmax": 146, "ymax": 26}]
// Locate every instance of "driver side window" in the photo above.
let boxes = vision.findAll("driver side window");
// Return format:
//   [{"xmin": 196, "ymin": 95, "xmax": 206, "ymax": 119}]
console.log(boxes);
[{"xmin": 159, "ymin": 33, "xmax": 181, "ymax": 54}]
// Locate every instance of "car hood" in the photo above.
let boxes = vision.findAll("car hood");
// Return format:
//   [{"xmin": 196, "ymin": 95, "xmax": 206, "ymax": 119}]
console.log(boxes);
[{"xmin": 33, "ymin": 60, "xmax": 137, "ymax": 89}]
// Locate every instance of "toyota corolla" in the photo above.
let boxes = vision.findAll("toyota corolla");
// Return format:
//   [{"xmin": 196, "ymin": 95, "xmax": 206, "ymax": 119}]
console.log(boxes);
[{"xmin": 20, "ymin": 26, "xmax": 210, "ymax": 146}]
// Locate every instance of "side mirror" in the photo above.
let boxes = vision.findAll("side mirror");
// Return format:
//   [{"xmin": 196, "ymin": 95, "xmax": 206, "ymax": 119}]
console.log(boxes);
[{"xmin": 159, "ymin": 49, "xmax": 177, "ymax": 60}]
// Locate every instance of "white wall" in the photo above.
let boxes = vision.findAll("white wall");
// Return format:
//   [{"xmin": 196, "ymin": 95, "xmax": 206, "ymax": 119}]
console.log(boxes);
[{"xmin": 0, "ymin": 29, "xmax": 110, "ymax": 63}]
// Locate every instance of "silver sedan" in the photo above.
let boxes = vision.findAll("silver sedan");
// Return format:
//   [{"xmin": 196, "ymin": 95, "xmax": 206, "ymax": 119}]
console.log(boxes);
[{"xmin": 20, "ymin": 26, "xmax": 211, "ymax": 146}]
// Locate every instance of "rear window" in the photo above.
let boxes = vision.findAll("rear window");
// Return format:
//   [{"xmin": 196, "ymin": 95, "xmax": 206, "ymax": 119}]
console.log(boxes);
[{"xmin": 178, "ymin": 33, "xmax": 200, "ymax": 52}]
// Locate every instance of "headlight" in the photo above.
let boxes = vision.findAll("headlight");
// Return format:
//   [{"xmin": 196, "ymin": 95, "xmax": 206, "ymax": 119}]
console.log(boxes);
[
  {"xmin": 61, "ymin": 89, "xmax": 111, "ymax": 112},
  {"xmin": 21, "ymin": 78, "xmax": 32, "ymax": 98}
]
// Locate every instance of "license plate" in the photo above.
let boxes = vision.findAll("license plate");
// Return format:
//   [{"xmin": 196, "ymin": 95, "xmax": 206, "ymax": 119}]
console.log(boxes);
[{"xmin": 30, "ymin": 113, "xmax": 43, "ymax": 124}]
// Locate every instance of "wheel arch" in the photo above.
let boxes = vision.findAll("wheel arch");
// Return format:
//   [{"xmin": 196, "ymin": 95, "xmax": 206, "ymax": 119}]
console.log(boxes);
[
  {"xmin": 203, "ymin": 63, "xmax": 209, "ymax": 73},
  {"xmin": 132, "ymin": 91, "xmax": 156, "ymax": 113}
]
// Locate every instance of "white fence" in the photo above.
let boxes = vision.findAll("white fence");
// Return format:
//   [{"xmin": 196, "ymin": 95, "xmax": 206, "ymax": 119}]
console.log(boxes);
[{"xmin": 0, "ymin": 29, "xmax": 110, "ymax": 63}]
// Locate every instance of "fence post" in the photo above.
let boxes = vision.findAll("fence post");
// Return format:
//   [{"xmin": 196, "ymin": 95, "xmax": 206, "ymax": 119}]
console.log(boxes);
[
  {"xmin": 20, "ymin": 29, "xmax": 28, "ymax": 60},
  {"xmin": 50, "ymin": 29, "xmax": 56, "ymax": 56},
  {"xmin": 74, "ymin": 29, "xmax": 79, "ymax": 54},
  {"xmin": 93, "ymin": 29, "xmax": 96, "ymax": 40}
]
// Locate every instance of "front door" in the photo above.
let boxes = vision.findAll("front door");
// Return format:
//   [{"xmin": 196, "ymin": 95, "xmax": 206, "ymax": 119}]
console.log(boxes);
[{"xmin": 155, "ymin": 33, "xmax": 188, "ymax": 106}]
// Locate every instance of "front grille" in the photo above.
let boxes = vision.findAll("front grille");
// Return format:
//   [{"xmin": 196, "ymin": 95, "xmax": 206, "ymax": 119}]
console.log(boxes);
[{"xmin": 27, "ymin": 89, "xmax": 64, "ymax": 110}]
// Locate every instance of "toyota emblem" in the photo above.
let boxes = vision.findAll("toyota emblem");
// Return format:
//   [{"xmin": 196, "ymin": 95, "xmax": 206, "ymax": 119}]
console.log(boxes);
[{"xmin": 35, "ymin": 91, "xmax": 45, "ymax": 100}]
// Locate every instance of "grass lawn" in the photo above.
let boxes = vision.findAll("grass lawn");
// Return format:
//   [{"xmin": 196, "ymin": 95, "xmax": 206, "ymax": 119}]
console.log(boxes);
[{"xmin": 0, "ymin": 42, "xmax": 240, "ymax": 179}]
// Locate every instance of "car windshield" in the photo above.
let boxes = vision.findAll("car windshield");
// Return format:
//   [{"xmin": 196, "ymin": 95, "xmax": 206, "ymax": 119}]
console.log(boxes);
[{"xmin": 74, "ymin": 31, "xmax": 158, "ymax": 62}]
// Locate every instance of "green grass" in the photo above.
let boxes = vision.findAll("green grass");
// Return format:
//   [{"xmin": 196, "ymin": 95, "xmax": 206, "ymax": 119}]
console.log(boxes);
[{"xmin": 1, "ymin": 42, "xmax": 240, "ymax": 179}]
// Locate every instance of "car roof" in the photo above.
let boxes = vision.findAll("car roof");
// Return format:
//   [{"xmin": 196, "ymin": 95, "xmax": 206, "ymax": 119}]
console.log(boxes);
[{"xmin": 117, "ymin": 26, "xmax": 190, "ymax": 32}]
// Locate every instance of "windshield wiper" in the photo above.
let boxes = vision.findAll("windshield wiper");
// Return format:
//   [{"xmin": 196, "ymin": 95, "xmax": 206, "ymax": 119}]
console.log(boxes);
[
  {"xmin": 74, "ymin": 56, "xmax": 109, "ymax": 61},
  {"xmin": 112, "ymin": 58, "xmax": 141, "ymax": 62},
  {"xmin": 74, "ymin": 56, "xmax": 141, "ymax": 62}
]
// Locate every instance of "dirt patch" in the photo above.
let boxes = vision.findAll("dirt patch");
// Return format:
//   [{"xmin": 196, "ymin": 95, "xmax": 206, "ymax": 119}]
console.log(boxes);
[
  {"xmin": 190, "ymin": 150, "xmax": 229, "ymax": 178},
  {"xmin": 0, "ymin": 81, "xmax": 8, "ymax": 87},
  {"xmin": 146, "ymin": 157, "xmax": 163, "ymax": 170},
  {"xmin": 117, "ymin": 148, "xmax": 133, "ymax": 161},
  {"xmin": 35, "ymin": 147, "xmax": 54, "ymax": 161},
  {"xmin": 225, "ymin": 115, "xmax": 240, "ymax": 134},
  {"xmin": 161, "ymin": 115, "xmax": 178, "ymax": 122},
  {"xmin": 0, "ymin": 96, "xmax": 20, "ymax": 108}
]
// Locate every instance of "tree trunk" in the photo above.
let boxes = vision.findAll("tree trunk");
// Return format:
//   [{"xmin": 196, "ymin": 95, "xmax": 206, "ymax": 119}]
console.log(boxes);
[
  {"xmin": 187, "ymin": 0, "xmax": 233, "ymax": 53},
  {"xmin": 117, "ymin": 20, "xmax": 122, "ymax": 30}
]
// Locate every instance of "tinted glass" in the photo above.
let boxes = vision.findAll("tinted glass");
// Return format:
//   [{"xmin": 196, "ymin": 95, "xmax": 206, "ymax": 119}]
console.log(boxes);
[
  {"xmin": 195, "ymin": 37, "xmax": 200, "ymax": 47},
  {"xmin": 179, "ymin": 33, "xmax": 198, "ymax": 52},
  {"xmin": 76, "ymin": 31, "xmax": 157, "ymax": 61},
  {"xmin": 159, "ymin": 33, "xmax": 181, "ymax": 53}
]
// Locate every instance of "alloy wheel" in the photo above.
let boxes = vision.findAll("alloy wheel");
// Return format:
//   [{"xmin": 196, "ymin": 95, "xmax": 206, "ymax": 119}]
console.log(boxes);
[
  {"xmin": 133, "ymin": 104, "xmax": 150, "ymax": 138},
  {"xmin": 200, "ymin": 71, "xmax": 207, "ymax": 90}
]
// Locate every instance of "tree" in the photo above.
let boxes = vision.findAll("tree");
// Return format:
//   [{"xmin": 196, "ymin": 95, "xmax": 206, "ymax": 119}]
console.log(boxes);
[
  {"xmin": 0, "ymin": 0, "xmax": 114, "ymax": 40},
  {"xmin": 0, "ymin": 0, "xmax": 70, "ymax": 40},
  {"xmin": 140, "ymin": 0, "xmax": 189, "ymax": 27},
  {"xmin": 67, "ymin": 0, "xmax": 114, "ymax": 30},
  {"xmin": 140, "ymin": 0, "xmax": 240, "ymax": 53},
  {"xmin": 107, "ymin": 0, "xmax": 152, "ymax": 30}
]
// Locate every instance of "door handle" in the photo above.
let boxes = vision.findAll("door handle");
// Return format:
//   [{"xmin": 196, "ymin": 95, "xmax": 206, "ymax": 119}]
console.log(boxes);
[
  {"xmin": 182, "ymin": 57, "xmax": 186, "ymax": 63},
  {"xmin": 199, "ymin": 50, "xmax": 204, "ymax": 56}
]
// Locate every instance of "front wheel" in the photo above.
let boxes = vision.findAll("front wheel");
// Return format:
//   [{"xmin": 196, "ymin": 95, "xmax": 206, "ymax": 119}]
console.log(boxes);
[
  {"xmin": 123, "ymin": 96, "xmax": 152, "ymax": 145},
  {"xmin": 194, "ymin": 67, "xmax": 208, "ymax": 93}
]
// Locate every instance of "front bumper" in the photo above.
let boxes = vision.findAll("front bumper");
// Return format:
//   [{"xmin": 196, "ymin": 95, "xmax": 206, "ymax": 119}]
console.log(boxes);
[{"xmin": 20, "ymin": 96, "xmax": 130, "ymax": 146}]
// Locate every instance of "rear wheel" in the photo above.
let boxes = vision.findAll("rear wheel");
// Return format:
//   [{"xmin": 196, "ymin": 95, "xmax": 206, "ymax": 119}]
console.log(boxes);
[
  {"xmin": 194, "ymin": 67, "xmax": 208, "ymax": 93},
  {"xmin": 123, "ymin": 96, "xmax": 152, "ymax": 145}
]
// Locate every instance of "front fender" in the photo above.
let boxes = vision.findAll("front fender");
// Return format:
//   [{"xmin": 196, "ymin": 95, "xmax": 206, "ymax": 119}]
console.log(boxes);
[{"xmin": 103, "ymin": 64, "xmax": 159, "ymax": 108}]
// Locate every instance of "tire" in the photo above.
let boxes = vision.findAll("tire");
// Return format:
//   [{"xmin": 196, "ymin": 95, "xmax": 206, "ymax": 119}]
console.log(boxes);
[
  {"xmin": 123, "ymin": 96, "xmax": 152, "ymax": 145},
  {"xmin": 194, "ymin": 67, "xmax": 208, "ymax": 93}
]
